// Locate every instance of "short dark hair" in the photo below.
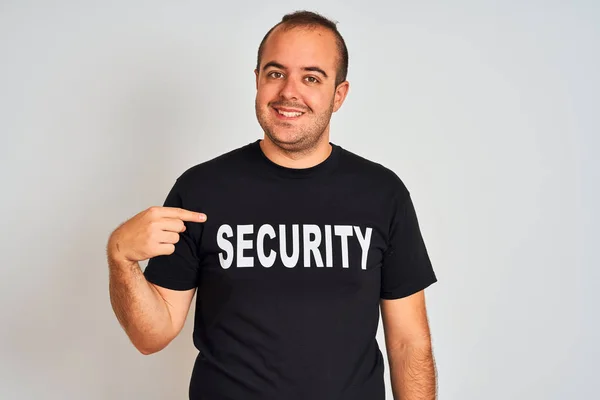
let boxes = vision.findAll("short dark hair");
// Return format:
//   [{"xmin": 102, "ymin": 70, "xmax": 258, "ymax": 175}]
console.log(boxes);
[{"xmin": 256, "ymin": 10, "xmax": 349, "ymax": 87}]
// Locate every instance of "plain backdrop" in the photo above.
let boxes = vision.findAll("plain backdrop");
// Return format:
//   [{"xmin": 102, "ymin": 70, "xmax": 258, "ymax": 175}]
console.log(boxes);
[{"xmin": 0, "ymin": 1, "xmax": 598, "ymax": 399}]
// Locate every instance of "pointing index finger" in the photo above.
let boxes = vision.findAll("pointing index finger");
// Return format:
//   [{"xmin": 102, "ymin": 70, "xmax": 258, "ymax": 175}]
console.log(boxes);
[{"xmin": 163, "ymin": 207, "xmax": 207, "ymax": 222}]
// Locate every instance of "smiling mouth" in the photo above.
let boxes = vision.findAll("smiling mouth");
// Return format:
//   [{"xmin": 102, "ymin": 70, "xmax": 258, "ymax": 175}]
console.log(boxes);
[{"xmin": 273, "ymin": 107, "xmax": 305, "ymax": 119}]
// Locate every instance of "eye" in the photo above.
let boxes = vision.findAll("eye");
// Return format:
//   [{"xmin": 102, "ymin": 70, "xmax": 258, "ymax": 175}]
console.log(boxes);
[{"xmin": 268, "ymin": 71, "xmax": 284, "ymax": 79}]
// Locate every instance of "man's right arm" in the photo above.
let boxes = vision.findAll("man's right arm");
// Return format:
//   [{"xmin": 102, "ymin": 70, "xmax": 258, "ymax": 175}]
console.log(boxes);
[
  {"xmin": 106, "ymin": 206, "xmax": 206, "ymax": 355},
  {"xmin": 107, "ymin": 253, "xmax": 195, "ymax": 355}
]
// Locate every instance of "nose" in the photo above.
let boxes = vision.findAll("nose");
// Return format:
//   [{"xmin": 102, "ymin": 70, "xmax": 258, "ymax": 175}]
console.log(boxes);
[{"xmin": 279, "ymin": 76, "xmax": 300, "ymax": 100}]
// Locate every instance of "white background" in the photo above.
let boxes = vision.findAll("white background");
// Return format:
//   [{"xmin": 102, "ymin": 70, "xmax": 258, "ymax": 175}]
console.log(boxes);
[{"xmin": 1, "ymin": 1, "xmax": 598, "ymax": 399}]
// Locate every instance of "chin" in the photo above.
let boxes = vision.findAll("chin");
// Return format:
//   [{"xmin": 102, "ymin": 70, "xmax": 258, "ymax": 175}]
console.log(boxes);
[
  {"xmin": 267, "ymin": 130, "xmax": 326, "ymax": 153},
  {"xmin": 267, "ymin": 131, "xmax": 304, "ymax": 147},
  {"xmin": 257, "ymin": 112, "xmax": 326, "ymax": 151}
]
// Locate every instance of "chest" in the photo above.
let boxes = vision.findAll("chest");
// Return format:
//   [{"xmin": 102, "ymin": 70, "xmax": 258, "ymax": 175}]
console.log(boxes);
[{"xmin": 193, "ymin": 179, "xmax": 391, "ymax": 295}]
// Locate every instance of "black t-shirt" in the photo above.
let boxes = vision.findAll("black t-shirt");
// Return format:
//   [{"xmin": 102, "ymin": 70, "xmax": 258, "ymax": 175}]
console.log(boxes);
[{"xmin": 144, "ymin": 139, "xmax": 437, "ymax": 400}]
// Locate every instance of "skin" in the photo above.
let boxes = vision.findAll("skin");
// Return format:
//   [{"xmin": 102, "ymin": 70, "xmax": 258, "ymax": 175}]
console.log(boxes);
[
  {"xmin": 254, "ymin": 25, "xmax": 349, "ymax": 169},
  {"xmin": 108, "ymin": 21, "xmax": 436, "ymax": 400},
  {"xmin": 381, "ymin": 292, "xmax": 438, "ymax": 399},
  {"xmin": 107, "ymin": 207, "xmax": 205, "ymax": 354}
]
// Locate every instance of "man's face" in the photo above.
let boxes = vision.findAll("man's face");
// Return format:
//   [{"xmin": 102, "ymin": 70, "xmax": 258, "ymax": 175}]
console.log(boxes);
[{"xmin": 255, "ymin": 25, "xmax": 349, "ymax": 152}]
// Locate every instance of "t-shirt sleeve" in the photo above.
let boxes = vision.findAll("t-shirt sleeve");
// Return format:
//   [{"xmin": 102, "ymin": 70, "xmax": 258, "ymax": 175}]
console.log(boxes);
[
  {"xmin": 380, "ymin": 192, "xmax": 437, "ymax": 299},
  {"xmin": 143, "ymin": 178, "xmax": 203, "ymax": 291}
]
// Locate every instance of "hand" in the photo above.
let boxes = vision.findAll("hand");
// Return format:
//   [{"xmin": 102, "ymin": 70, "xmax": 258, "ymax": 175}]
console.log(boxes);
[{"xmin": 108, "ymin": 206, "xmax": 207, "ymax": 264}]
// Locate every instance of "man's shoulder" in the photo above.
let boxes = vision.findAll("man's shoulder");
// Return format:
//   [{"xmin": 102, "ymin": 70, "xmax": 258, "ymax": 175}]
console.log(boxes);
[
  {"xmin": 176, "ymin": 140, "xmax": 256, "ymax": 182},
  {"xmin": 338, "ymin": 144, "xmax": 408, "ymax": 192}
]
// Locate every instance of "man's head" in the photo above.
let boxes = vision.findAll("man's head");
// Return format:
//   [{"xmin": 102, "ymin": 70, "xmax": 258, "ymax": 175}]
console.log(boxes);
[{"xmin": 254, "ymin": 11, "xmax": 350, "ymax": 153}]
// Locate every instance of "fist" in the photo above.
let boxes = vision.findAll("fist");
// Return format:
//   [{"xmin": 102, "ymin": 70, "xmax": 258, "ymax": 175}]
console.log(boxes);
[{"xmin": 108, "ymin": 206, "xmax": 207, "ymax": 264}]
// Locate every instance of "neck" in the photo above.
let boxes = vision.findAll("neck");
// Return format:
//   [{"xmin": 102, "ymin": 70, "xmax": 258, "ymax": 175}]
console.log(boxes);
[{"xmin": 260, "ymin": 132, "xmax": 332, "ymax": 169}]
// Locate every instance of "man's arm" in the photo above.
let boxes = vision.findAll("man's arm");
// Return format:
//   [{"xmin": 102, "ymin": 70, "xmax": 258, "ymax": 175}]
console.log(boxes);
[
  {"xmin": 108, "ymin": 252, "xmax": 196, "ymax": 355},
  {"xmin": 381, "ymin": 290, "xmax": 437, "ymax": 400},
  {"xmin": 106, "ymin": 206, "xmax": 205, "ymax": 355}
]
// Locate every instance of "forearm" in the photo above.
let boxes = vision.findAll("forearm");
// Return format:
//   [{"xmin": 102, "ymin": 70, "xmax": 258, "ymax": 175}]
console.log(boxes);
[
  {"xmin": 107, "ymin": 248, "xmax": 175, "ymax": 354},
  {"xmin": 387, "ymin": 341, "xmax": 437, "ymax": 400}
]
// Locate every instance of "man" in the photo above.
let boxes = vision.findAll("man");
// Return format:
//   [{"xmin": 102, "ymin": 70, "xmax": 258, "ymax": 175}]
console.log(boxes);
[{"xmin": 107, "ymin": 10, "xmax": 438, "ymax": 400}]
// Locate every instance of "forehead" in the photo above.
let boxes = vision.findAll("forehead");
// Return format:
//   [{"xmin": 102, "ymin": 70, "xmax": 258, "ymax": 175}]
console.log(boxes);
[{"xmin": 261, "ymin": 25, "xmax": 338, "ymax": 71}]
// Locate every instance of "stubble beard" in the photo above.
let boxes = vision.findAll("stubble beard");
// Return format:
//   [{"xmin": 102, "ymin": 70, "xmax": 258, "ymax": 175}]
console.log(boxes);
[{"xmin": 255, "ymin": 98, "xmax": 335, "ymax": 154}]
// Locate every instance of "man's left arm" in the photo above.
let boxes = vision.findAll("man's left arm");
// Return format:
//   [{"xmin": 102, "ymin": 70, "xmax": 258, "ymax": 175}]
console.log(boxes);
[{"xmin": 381, "ymin": 289, "xmax": 437, "ymax": 400}]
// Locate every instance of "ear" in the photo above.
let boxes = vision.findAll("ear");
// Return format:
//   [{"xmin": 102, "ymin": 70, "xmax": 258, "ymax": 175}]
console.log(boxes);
[
  {"xmin": 332, "ymin": 81, "xmax": 350, "ymax": 113},
  {"xmin": 254, "ymin": 69, "xmax": 259, "ymax": 90}
]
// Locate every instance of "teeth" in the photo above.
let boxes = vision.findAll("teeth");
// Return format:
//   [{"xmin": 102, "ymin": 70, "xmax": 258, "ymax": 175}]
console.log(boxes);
[{"xmin": 277, "ymin": 109, "xmax": 303, "ymax": 117}]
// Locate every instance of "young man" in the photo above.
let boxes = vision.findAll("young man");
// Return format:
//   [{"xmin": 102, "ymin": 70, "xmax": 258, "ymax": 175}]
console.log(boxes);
[{"xmin": 107, "ymin": 11, "xmax": 438, "ymax": 400}]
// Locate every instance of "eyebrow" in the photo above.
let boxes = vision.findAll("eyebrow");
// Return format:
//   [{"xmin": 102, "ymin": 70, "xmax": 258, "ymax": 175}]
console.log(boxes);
[{"xmin": 262, "ymin": 61, "xmax": 328, "ymax": 78}]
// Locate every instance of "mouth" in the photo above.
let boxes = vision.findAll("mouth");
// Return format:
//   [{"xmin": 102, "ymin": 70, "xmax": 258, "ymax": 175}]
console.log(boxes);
[{"xmin": 272, "ymin": 106, "xmax": 306, "ymax": 120}]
